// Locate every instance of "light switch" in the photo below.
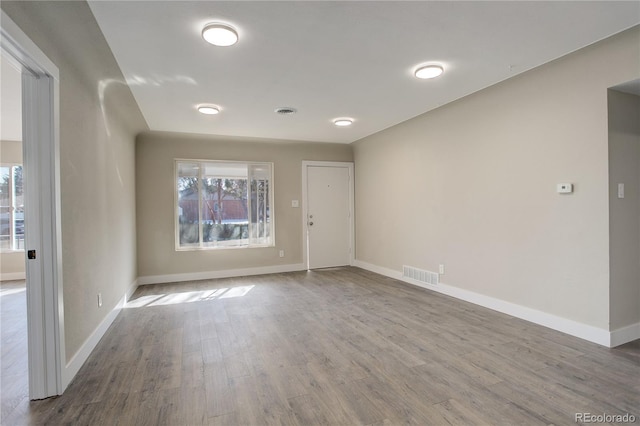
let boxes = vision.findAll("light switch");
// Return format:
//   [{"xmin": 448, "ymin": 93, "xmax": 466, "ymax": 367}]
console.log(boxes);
[
  {"xmin": 291, "ymin": 200, "xmax": 299, "ymax": 208},
  {"xmin": 618, "ymin": 183, "xmax": 625, "ymax": 199},
  {"xmin": 557, "ymin": 183, "xmax": 573, "ymax": 194}
]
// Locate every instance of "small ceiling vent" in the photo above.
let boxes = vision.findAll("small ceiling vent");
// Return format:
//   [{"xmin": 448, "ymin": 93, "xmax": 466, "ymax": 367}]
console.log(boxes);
[{"xmin": 275, "ymin": 107, "xmax": 297, "ymax": 115}]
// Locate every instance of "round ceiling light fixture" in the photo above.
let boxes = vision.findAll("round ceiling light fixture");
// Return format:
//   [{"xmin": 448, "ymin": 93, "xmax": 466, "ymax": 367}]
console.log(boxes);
[
  {"xmin": 202, "ymin": 23, "xmax": 238, "ymax": 47},
  {"xmin": 275, "ymin": 107, "xmax": 297, "ymax": 115},
  {"xmin": 197, "ymin": 105, "xmax": 220, "ymax": 115},
  {"xmin": 415, "ymin": 64, "xmax": 444, "ymax": 79},
  {"xmin": 333, "ymin": 118, "xmax": 353, "ymax": 127}
]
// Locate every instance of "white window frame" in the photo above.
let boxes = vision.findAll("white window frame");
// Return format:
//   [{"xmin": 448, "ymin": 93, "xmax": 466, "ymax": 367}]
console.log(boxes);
[{"xmin": 174, "ymin": 159, "xmax": 275, "ymax": 251}]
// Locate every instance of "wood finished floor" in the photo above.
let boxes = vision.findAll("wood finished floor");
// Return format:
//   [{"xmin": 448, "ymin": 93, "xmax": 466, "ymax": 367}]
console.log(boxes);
[{"xmin": 1, "ymin": 268, "xmax": 639, "ymax": 425}]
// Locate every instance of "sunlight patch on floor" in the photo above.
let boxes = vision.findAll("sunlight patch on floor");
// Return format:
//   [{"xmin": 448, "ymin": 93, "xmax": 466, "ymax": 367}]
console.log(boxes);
[{"xmin": 125, "ymin": 285, "xmax": 254, "ymax": 308}]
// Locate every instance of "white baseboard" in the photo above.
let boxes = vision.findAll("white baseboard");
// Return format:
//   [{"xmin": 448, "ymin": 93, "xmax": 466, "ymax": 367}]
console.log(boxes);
[
  {"xmin": 137, "ymin": 263, "xmax": 307, "ymax": 286},
  {"xmin": 125, "ymin": 278, "xmax": 139, "ymax": 303},
  {"xmin": 62, "ymin": 289, "xmax": 127, "ymax": 388},
  {"xmin": 353, "ymin": 259, "xmax": 617, "ymax": 348},
  {"xmin": 610, "ymin": 322, "xmax": 640, "ymax": 347},
  {"xmin": 0, "ymin": 271, "xmax": 26, "ymax": 281},
  {"xmin": 353, "ymin": 260, "xmax": 403, "ymax": 281}
]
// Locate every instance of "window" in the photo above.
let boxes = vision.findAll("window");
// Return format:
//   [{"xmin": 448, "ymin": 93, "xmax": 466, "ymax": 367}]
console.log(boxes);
[
  {"xmin": 176, "ymin": 160, "xmax": 273, "ymax": 250},
  {"xmin": 0, "ymin": 165, "xmax": 24, "ymax": 251}
]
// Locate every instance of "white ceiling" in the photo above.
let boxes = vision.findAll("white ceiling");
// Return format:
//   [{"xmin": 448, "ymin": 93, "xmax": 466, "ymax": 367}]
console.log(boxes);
[
  {"xmin": 88, "ymin": 1, "xmax": 640, "ymax": 144},
  {"xmin": 1, "ymin": 55, "xmax": 22, "ymax": 142}
]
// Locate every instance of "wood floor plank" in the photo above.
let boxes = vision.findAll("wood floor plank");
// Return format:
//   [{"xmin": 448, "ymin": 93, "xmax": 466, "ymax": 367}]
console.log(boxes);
[
  {"xmin": 181, "ymin": 350, "xmax": 205, "ymax": 390},
  {"xmin": 207, "ymin": 411, "xmax": 240, "ymax": 425},
  {"xmin": 201, "ymin": 337, "xmax": 224, "ymax": 364},
  {"xmin": 203, "ymin": 362, "xmax": 235, "ymax": 418},
  {"xmin": 433, "ymin": 398, "xmax": 495, "ymax": 426},
  {"xmin": 531, "ymin": 361, "xmax": 640, "ymax": 415},
  {"xmin": 287, "ymin": 393, "xmax": 333, "ymax": 425},
  {"xmin": 487, "ymin": 379, "xmax": 586, "ymax": 424},
  {"xmin": 351, "ymin": 375, "xmax": 452, "ymax": 425}
]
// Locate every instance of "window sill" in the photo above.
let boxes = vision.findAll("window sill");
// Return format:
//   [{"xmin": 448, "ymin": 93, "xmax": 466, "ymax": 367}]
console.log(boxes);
[{"xmin": 176, "ymin": 244, "xmax": 274, "ymax": 252}]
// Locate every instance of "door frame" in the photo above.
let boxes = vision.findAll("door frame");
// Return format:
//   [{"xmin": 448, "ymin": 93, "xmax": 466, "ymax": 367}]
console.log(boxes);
[
  {"xmin": 1, "ymin": 11, "xmax": 65, "ymax": 399},
  {"xmin": 301, "ymin": 161, "xmax": 355, "ymax": 270}
]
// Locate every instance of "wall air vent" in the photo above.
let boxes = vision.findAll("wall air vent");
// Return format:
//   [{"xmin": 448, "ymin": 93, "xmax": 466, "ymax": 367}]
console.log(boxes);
[
  {"xmin": 275, "ymin": 107, "xmax": 297, "ymax": 115},
  {"xmin": 403, "ymin": 265, "xmax": 439, "ymax": 285}
]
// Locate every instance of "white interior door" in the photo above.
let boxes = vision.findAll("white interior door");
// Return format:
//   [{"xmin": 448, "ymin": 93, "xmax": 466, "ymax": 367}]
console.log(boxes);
[
  {"xmin": 2, "ymin": 11, "xmax": 64, "ymax": 398},
  {"xmin": 306, "ymin": 164, "xmax": 352, "ymax": 269}
]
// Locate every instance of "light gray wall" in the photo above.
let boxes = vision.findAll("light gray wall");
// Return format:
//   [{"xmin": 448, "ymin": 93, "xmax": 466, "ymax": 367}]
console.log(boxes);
[
  {"xmin": 353, "ymin": 27, "xmax": 640, "ymax": 330},
  {"xmin": 0, "ymin": 140, "xmax": 21, "ymax": 162},
  {"xmin": 608, "ymin": 89, "xmax": 640, "ymax": 331},
  {"xmin": 2, "ymin": 1, "xmax": 148, "ymax": 361},
  {"xmin": 0, "ymin": 140, "xmax": 24, "ymax": 278},
  {"xmin": 0, "ymin": 57, "xmax": 21, "ymax": 142},
  {"xmin": 136, "ymin": 131, "xmax": 353, "ymax": 278}
]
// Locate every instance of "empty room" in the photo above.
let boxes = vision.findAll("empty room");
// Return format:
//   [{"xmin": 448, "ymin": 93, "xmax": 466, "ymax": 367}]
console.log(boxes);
[{"xmin": 1, "ymin": 1, "xmax": 639, "ymax": 425}]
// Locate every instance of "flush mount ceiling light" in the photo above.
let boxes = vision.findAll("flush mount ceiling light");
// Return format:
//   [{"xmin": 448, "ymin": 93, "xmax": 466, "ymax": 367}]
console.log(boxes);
[
  {"xmin": 333, "ymin": 118, "xmax": 353, "ymax": 127},
  {"xmin": 415, "ymin": 64, "xmax": 444, "ymax": 79},
  {"xmin": 275, "ymin": 107, "xmax": 297, "ymax": 115},
  {"xmin": 202, "ymin": 23, "xmax": 238, "ymax": 47},
  {"xmin": 197, "ymin": 105, "xmax": 220, "ymax": 115}
]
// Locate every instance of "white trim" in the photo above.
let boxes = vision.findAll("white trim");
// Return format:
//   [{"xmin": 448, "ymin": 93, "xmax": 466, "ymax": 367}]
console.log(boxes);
[
  {"xmin": 610, "ymin": 322, "xmax": 640, "ymax": 347},
  {"xmin": 353, "ymin": 259, "xmax": 614, "ymax": 348},
  {"xmin": 0, "ymin": 12, "xmax": 58, "ymax": 81},
  {"xmin": 62, "ymin": 292, "xmax": 125, "ymax": 388},
  {"xmin": 353, "ymin": 260, "xmax": 403, "ymax": 280},
  {"xmin": 302, "ymin": 161, "xmax": 355, "ymax": 270},
  {"xmin": 125, "ymin": 279, "xmax": 139, "ymax": 303},
  {"xmin": 137, "ymin": 263, "xmax": 307, "ymax": 286},
  {"xmin": 0, "ymin": 272, "xmax": 27, "ymax": 281}
]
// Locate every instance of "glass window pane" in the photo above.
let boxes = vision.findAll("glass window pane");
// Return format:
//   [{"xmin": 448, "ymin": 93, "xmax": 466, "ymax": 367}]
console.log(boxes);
[
  {"xmin": 177, "ymin": 169, "xmax": 200, "ymax": 247},
  {"xmin": 202, "ymin": 176, "xmax": 248, "ymax": 247},
  {"xmin": 0, "ymin": 167, "xmax": 10, "ymax": 250},
  {"xmin": 12, "ymin": 166, "xmax": 24, "ymax": 250},
  {"xmin": 203, "ymin": 162, "xmax": 247, "ymax": 178},
  {"xmin": 249, "ymin": 163, "xmax": 271, "ymax": 246},
  {"xmin": 0, "ymin": 206, "xmax": 9, "ymax": 251}
]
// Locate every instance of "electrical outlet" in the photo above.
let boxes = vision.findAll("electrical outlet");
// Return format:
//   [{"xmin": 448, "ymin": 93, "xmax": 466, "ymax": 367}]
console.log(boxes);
[
  {"xmin": 279, "ymin": 250, "xmax": 285, "ymax": 258},
  {"xmin": 97, "ymin": 293, "xmax": 103, "ymax": 308},
  {"xmin": 438, "ymin": 264, "xmax": 445, "ymax": 275}
]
